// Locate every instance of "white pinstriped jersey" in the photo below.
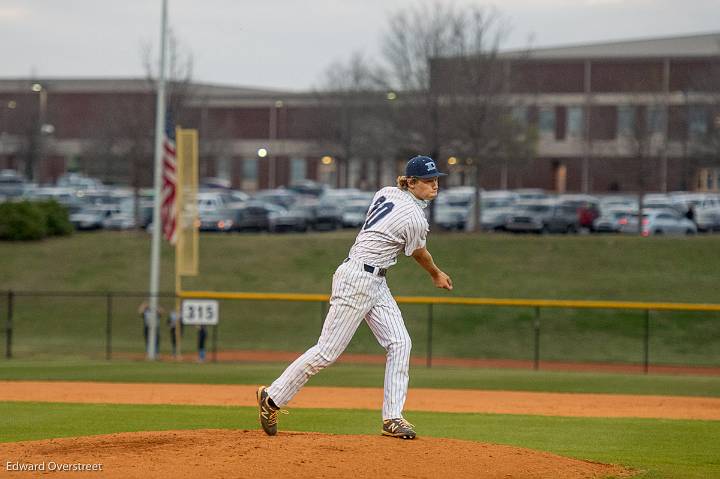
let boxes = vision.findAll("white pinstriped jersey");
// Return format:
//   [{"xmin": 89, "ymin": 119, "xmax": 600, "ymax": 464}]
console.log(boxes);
[{"xmin": 348, "ymin": 187, "xmax": 429, "ymax": 269}]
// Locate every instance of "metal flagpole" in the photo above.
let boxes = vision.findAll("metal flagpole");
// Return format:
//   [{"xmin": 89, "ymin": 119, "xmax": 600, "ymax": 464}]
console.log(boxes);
[{"xmin": 148, "ymin": 0, "xmax": 169, "ymax": 360}]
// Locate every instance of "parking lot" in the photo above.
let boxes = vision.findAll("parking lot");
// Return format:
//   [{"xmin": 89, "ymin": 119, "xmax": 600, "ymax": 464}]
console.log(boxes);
[{"xmin": 2, "ymin": 169, "xmax": 719, "ymax": 237}]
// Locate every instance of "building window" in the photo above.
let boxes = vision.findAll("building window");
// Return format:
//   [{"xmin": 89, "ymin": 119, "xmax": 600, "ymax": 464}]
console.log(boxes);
[
  {"xmin": 567, "ymin": 106, "xmax": 583, "ymax": 138},
  {"xmin": 539, "ymin": 107, "xmax": 555, "ymax": 136},
  {"xmin": 697, "ymin": 168, "xmax": 720, "ymax": 192},
  {"xmin": 646, "ymin": 105, "xmax": 666, "ymax": 135},
  {"xmin": 243, "ymin": 158, "xmax": 258, "ymax": 181},
  {"xmin": 290, "ymin": 157, "xmax": 306, "ymax": 182},
  {"xmin": 689, "ymin": 106, "xmax": 708, "ymax": 137},
  {"xmin": 217, "ymin": 157, "xmax": 231, "ymax": 180},
  {"xmin": 617, "ymin": 105, "xmax": 634, "ymax": 136},
  {"xmin": 511, "ymin": 106, "xmax": 527, "ymax": 126}
]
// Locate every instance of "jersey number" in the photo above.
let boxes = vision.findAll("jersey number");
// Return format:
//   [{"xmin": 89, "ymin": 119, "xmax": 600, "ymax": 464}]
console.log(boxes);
[{"xmin": 363, "ymin": 196, "xmax": 395, "ymax": 230}]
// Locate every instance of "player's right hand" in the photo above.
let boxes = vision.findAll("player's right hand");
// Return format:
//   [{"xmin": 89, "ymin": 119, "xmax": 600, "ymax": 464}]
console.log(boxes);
[{"xmin": 432, "ymin": 271, "xmax": 453, "ymax": 290}]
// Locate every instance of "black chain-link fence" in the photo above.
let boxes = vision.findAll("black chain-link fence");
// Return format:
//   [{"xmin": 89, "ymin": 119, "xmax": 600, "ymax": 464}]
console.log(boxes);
[{"xmin": 3, "ymin": 290, "xmax": 720, "ymax": 372}]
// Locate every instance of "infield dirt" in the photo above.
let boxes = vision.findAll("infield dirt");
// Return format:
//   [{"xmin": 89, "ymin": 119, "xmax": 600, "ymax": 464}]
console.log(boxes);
[
  {"xmin": 2, "ymin": 381, "xmax": 719, "ymax": 420},
  {"xmin": 0, "ymin": 429, "xmax": 633, "ymax": 479},
  {"xmin": 6, "ymin": 379, "xmax": 717, "ymax": 478}
]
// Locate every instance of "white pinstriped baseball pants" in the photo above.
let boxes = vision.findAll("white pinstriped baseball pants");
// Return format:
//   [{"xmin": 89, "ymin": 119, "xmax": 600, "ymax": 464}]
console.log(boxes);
[{"xmin": 267, "ymin": 258, "xmax": 411, "ymax": 420}]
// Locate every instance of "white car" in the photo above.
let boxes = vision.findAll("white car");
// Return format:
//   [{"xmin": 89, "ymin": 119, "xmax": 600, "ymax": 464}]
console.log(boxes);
[
  {"xmin": 341, "ymin": 201, "xmax": 370, "ymax": 228},
  {"xmin": 620, "ymin": 209, "xmax": 697, "ymax": 236},
  {"xmin": 593, "ymin": 208, "xmax": 634, "ymax": 233},
  {"xmin": 695, "ymin": 206, "xmax": 720, "ymax": 232}
]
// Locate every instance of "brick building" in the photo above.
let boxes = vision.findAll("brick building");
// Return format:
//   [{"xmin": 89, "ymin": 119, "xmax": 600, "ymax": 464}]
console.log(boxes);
[
  {"xmin": 0, "ymin": 32, "xmax": 718, "ymax": 193},
  {"xmin": 433, "ymin": 32, "xmax": 720, "ymax": 193}
]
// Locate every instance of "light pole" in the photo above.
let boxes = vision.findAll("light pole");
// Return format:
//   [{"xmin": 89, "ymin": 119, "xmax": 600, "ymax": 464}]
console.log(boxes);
[
  {"xmin": 258, "ymin": 147, "xmax": 272, "ymax": 188},
  {"xmin": 30, "ymin": 83, "xmax": 48, "ymax": 181},
  {"xmin": 267, "ymin": 100, "xmax": 283, "ymax": 189}
]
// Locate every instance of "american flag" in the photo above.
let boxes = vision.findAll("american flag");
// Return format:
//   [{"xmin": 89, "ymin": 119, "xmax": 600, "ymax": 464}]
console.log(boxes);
[{"xmin": 160, "ymin": 112, "xmax": 177, "ymax": 244}]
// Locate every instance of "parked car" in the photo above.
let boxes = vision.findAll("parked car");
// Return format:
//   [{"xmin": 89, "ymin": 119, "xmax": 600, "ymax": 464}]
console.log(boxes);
[
  {"xmin": 26, "ymin": 186, "xmax": 83, "ymax": 211},
  {"xmin": 198, "ymin": 209, "xmax": 235, "ymax": 232},
  {"xmin": 0, "ymin": 169, "xmax": 28, "ymax": 198},
  {"xmin": 232, "ymin": 201, "xmax": 284, "ymax": 232},
  {"xmin": 592, "ymin": 208, "xmax": 634, "ymax": 233},
  {"xmin": 269, "ymin": 206, "xmax": 311, "ymax": 232},
  {"xmin": 319, "ymin": 188, "xmax": 362, "ymax": 209},
  {"xmin": 195, "ymin": 191, "xmax": 235, "ymax": 232},
  {"xmin": 505, "ymin": 201, "xmax": 580, "ymax": 234},
  {"xmin": 642, "ymin": 194, "xmax": 680, "ymax": 213},
  {"xmin": 103, "ymin": 212, "xmax": 137, "ymax": 230},
  {"xmin": 441, "ymin": 187, "xmax": 476, "ymax": 208},
  {"xmin": 558, "ymin": 195, "xmax": 601, "ymax": 231},
  {"xmin": 341, "ymin": 201, "xmax": 370, "ymax": 228},
  {"xmin": 513, "ymin": 188, "xmax": 548, "ymax": 202},
  {"xmin": 435, "ymin": 203, "xmax": 468, "ymax": 231},
  {"xmin": 695, "ymin": 206, "xmax": 720, "ymax": 232},
  {"xmin": 620, "ymin": 209, "xmax": 697, "ymax": 236},
  {"xmin": 56, "ymin": 172, "xmax": 103, "ymax": 191},
  {"xmin": 70, "ymin": 205, "xmax": 121, "ymax": 230},
  {"xmin": 253, "ymin": 189, "xmax": 298, "ymax": 209},
  {"xmin": 288, "ymin": 180, "xmax": 327, "ymax": 198},
  {"xmin": 481, "ymin": 205, "xmax": 515, "ymax": 232},
  {"xmin": 314, "ymin": 202, "xmax": 343, "ymax": 231},
  {"xmin": 599, "ymin": 195, "xmax": 638, "ymax": 213}
]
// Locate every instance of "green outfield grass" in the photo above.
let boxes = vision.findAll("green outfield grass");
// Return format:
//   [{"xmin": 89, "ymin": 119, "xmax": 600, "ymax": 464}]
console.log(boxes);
[
  {"xmin": 1, "ymin": 232, "xmax": 719, "ymax": 365},
  {"xmin": 1, "ymin": 360, "xmax": 719, "ymax": 397},
  {"xmin": 0, "ymin": 401, "xmax": 717, "ymax": 479}
]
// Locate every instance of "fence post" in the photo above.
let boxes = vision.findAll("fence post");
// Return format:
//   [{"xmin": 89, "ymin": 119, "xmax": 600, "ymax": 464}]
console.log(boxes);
[
  {"xmin": 426, "ymin": 304, "xmax": 433, "ymax": 368},
  {"xmin": 644, "ymin": 309, "xmax": 650, "ymax": 374},
  {"xmin": 212, "ymin": 324, "xmax": 218, "ymax": 363},
  {"xmin": 5, "ymin": 290, "xmax": 13, "ymax": 359},
  {"xmin": 105, "ymin": 293, "xmax": 113, "ymax": 361},
  {"xmin": 533, "ymin": 307, "xmax": 541, "ymax": 371}
]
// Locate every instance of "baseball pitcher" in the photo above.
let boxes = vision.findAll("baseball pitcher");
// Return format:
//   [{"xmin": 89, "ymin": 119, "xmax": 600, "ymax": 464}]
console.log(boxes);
[{"xmin": 258, "ymin": 155, "xmax": 453, "ymax": 439}]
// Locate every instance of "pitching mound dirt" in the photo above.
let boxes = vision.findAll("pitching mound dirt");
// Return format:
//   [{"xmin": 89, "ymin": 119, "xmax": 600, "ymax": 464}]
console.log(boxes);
[{"xmin": 0, "ymin": 429, "xmax": 633, "ymax": 479}]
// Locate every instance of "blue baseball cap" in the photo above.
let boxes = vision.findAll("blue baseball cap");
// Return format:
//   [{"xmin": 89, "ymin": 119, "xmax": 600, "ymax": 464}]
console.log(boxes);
[{"xmin": 405, "ymin": 155, "xmax": 447, "ymax": 179}]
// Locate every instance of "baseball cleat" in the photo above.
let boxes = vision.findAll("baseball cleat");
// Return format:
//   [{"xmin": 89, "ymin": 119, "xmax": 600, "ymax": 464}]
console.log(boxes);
[
  {"xmin": 257, "ymin": 386, "xmax": 281, "ymax": 436},
  {"xmin": 382, "ymin": 418, "xmax": 416, "ymax": 439}
]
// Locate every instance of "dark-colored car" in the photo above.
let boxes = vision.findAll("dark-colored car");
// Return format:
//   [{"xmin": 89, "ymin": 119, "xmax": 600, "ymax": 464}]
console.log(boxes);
[
  {"xmin": 558, "ymin": 196, "xmax": 600, "ymax": 231},
  {"xmin": 269, "ymin": 206, "xmax": 313, "ymax": 233},
  {"xmin": 232, "ymin": 201, "xmax": 284, "ymax": 232},
  {"xmin": 252, "ymin": 189, "xmax": 298, "ymax": 209},
  {"xmin": 314, "ymin": 203, "xmax": 343, "ymax": 231},
  {"xmin": 505, "ymin": 202, "xmax": 580, "ymax": 234}
]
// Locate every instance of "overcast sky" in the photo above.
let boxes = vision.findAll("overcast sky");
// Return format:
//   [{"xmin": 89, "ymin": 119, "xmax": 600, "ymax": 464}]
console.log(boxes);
[{"xmin": 1, "ymin": 0, "xmax": 718, "ymax": 91}]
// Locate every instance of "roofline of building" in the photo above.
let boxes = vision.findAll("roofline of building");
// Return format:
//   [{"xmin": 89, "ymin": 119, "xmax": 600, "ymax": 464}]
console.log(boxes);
[
  {"xmin": 499, "ymin": 30, "xmax": 720, "ymax": 59},
  {"xmin": 0, "ymin": 76, "xmax": 302, "ymax": 97}
]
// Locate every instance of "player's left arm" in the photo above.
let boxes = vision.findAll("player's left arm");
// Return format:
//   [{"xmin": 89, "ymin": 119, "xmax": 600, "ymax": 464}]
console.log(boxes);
[{"xmin": 411, "ymin": 247, "xmax": 453, "ymax": 290}]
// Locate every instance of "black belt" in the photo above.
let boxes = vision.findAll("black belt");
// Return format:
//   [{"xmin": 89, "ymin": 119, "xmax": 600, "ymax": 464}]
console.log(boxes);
[{"xmin": 344, "ymin": 258, "xmax": 387, "ymax": 277}]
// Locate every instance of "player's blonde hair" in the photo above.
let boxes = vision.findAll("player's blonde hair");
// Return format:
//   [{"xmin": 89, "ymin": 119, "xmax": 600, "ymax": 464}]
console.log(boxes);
[{"xmin": 396, "ymin": 176, "xmax": 418, "ymax": 190}]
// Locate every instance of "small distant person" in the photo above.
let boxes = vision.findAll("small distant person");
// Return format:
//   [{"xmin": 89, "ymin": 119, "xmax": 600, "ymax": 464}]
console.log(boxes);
[
  {"xmin": 138, "ymin": 301, "xmax": 163, "ymax": 356},
  {"xmin": 197, "ymin": 325, "xmax": 208, "ymax": 362},
  {"xmin": 167, "ymin": 309, "xmax": 183, "ymax": 358},
  {"xmin": 685, "ymin": 205, "xmax": 696, "ymax": 225}
]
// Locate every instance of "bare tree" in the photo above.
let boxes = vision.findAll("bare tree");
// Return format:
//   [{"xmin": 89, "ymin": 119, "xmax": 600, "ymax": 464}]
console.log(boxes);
[
  {"xmin": 382, "ymin": 1, "xmax": 468, "ymax": 160},
  {"xmin": 85, "ymin": 29, "xmax": 195, "ymax": 226},
  {"xmin": 685, "ymin": 57, "xmax": 720, "ymax": 191},
  {"xmin": 315, "ymin": 52, "xmax": 390, "ymax": 188}
]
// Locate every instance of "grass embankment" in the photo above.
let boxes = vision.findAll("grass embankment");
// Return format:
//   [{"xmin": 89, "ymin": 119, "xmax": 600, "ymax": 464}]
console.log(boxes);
[{"xmin": 0, "ymin": 231, "xmax": 719, "ymax": 365}]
